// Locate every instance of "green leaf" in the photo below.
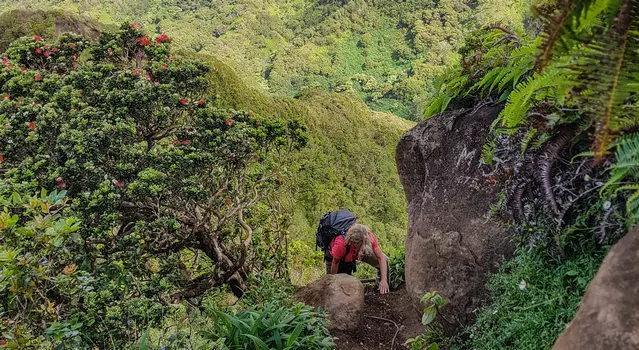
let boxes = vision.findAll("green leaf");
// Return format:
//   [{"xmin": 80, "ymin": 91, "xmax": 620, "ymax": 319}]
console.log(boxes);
[
  {"xmin": 242, "ymin": 334, "xmax": 269, "ymax": 350},
  {"xmin": 285, "ymin": 323, "xmax": 304, "ymax": 347},
  {"xmin": 138, "ymin": 329, "xmax": 149, "ymax": 350},
  {"xmin": 421, "ymin": 305, "xmax": 437, "ymax": 325}
]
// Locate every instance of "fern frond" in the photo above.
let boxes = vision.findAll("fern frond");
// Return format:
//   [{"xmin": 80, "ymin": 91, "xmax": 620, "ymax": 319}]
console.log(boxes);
[
  {"xmin": 601, "ymin": 132, "xmax": 639, "ymax": 196},
  {"xmin": 533, "ymin": 0, "xmax": 577, "ymax": 72},
  {"xmin": 500, "ymin": 69, "xmax": 562, "ymax": 129},
  {"xmin": 534, "ymin": 0, "xmax": 624, "ymax": 72},
  {"xmin": 580, "ymin": 1, "xmax": 639, "ymax": 161},
  {"xmin": 480, "ymin": 139, "xmax": 496, "ymax": 165}
]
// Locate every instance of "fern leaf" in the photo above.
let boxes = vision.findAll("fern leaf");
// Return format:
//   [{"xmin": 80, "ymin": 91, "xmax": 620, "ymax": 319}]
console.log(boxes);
[
  {"xmin": 480, "ymin": 139, "xmax": 496, "ymax": 165},
  {"xmin": 534, "ymin": 1, "xmax": 575, "ymax": 72}
]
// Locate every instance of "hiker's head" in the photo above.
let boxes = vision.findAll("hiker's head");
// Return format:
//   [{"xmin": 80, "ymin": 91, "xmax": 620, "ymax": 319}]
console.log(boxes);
[{"xmin": 345, "ymin": 224, "xmax": 369, "ymax": 249}]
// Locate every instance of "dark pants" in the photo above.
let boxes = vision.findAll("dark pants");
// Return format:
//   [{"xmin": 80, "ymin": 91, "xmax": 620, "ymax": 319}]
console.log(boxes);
[{"xmin": 325, "ymin": 260, "xmax": 356, "ymax": 275}]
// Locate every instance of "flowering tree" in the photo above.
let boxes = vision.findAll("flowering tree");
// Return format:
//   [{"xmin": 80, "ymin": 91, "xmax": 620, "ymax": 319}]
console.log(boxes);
[{"xmin": 0, "ymin": 24, "xmax": 306, "ymax": 346}]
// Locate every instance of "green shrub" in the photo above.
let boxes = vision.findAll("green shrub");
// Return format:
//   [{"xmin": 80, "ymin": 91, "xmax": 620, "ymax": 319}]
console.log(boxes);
[
  {"xmin": 203, "ymin": 302, "xmax": 334, "ymax": 350},
  {"xmin": 386, "ymin": 247, "xmax": 405, "ymax": 290},
  {"xmin": 0, "ymin": 24, "xmax": 305, "ymax": 347},
  {"xmin": 0, "ymin": 189, "xmax": 85, "ymax": 348}
]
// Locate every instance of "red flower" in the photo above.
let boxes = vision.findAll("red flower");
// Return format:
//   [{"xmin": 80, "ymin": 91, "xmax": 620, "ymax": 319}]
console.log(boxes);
[
  {"xmin": 2, "ymin": 94, "xmax": 9, "ymax": 99},
  {"xmin": 161, "ymin": 63, "xmax": 167, "ymax": 69},
  {"xmin": 52, "ymin": 47, "xmax": 59, "ymax": 52},
  {"xmin": 144, "ymin": 72, "xmax": 151, "ymax": 80},
  {"xmin": 43, "ymin": 51, "xmax": 50, "ymax": 58},
  {"xmin": 33, "ymin": 35, "xmax": 42, "ymax": 41},
  {"xmin": 0, "ymin": 154, "xmax": 3, "ymax": 164},
  {"xmin": 68, "ymin": 43, "xmax": 75, "ymax": 49},
  {"xmin": 114, "ymin": 181, "xmax": 125, "ymax": 188},
  {"xmin": 168, "ymin": 56, "xmax": 175, "ymax": 61},
  {"xmin": 255, "ymin": 121, "xmax": 261, "ymax": 127},
  {"xmin": 57, "ymin": 182, "xmax": 66, "ymax": 189},
  {"xmin": 107, "ymin": 48, "xmax": 113, "ymax": 56},
  {"xmin": 55, "ymin": 176, "xmax": 63, "ymax": 183},
  {"xmin": 35, "ymin": 47, "xmax": 42, "ymax": 54},
  {"xmin": 132, "ymin": 68, "xmax": 139, "ymax": 74},
  {"xmin": 225, "ymin": 119, "xmax": 233, "ymax": 126},
  {"xmin": 129, "ymin": 22, "xmax": 139, "ymax": 29},
  {"xmin": 155, "ymin": 33, "xmax": 172, "ymax": 44},
  {"xmin": 136, "ymin": 36, "xmax": 151, "ymax": 46},
  {"xmin": 28, "ymin": 122, "xmax": 35, "ymax": 131},
  {"xmin": 172, "ymin": 140, "xmax": 180, "ymax": 145},
  {"xmin": 179, "ymin": 98, "xmax": 187, "ymax": 105},
  {"xmin": 249, "ymin": 113, "xmax": 254, "ymax": 117},
  {"xmin": 20, "ymin": 67, "xmax": 25, "ymax": 72},
  {"xmin": 277, "ymin": 177, "xmax": 283, "ymax": 184},
  {"xmin": 181, "ymin": 140, "xmax": 189, "ymax": 145},
  {"xmin": 34, "ymin": 75, "xmax": 41, "ymax": 81},
  {"xmin": 197, "ymin": 99, "xmax": 205, "ymax": 105},
  {"xmin": 3, "ymin": 123, "xmax": 9, "ymax": 128}
]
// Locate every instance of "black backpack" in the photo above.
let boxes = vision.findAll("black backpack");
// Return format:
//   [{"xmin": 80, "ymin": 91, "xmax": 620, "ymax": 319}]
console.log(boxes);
[{"xmin": 315, "ymin": 209, "xmax": 357, "ymax": 261}]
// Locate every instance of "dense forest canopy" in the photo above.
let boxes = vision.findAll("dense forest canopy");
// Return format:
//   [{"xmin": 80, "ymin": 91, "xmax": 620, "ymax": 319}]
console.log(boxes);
[{"xmin": 0, "ymin": 0, "xmax": 533, "ymax": 120}]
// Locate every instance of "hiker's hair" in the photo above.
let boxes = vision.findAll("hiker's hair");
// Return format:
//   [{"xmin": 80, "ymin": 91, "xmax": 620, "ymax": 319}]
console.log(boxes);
[{"xmin": 345, "ymin": 224, "xmax": 369, "ymax": 246}]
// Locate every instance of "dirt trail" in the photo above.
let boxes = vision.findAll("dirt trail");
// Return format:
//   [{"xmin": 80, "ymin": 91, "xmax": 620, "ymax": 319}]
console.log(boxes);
[{"xmin": 331, "ymin": 284, "xmax": 424, "ymax": 350}]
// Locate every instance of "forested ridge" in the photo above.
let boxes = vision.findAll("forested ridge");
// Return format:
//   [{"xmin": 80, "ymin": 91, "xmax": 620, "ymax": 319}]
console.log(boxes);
[
  {"xmin": 1, "ymin": 0, "xmax": 638, "ymax": 349},
  {"xmin": 0, "ymin": 0, "xmax": 530, "ymax": 120}
]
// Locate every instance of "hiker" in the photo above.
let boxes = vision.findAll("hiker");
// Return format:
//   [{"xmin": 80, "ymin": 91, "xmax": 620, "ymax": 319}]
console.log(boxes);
[{"xmin": 327, "ymin": 223, "xmax": 390, "ymax": 295}]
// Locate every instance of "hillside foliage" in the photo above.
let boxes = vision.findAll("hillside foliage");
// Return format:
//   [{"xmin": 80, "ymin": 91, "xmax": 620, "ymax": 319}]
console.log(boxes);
[{"xmin": 0, "ymin": 0, "xmax": 533, "ymax": 120}]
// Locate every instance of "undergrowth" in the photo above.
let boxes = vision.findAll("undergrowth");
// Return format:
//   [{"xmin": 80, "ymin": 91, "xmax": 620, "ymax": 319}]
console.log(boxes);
[{"xmin": 456, "ymin": 247, "xmax": 606, "ymax": 350}]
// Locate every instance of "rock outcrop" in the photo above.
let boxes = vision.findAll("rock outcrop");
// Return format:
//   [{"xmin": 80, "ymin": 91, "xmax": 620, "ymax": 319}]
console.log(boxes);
[
  {"xmin": 295, "ymin": 274, "xmax": 364, "ymax": 331},
  {"xmin": 553, "ymin": 226, "xmax": 639, "ymax": 349},
  {"xmin": 395, "ymin": 104, "xmax": 514, "ymax": 333}
]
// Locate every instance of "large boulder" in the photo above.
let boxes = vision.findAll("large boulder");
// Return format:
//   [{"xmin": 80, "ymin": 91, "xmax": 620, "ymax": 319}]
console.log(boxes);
[
  {"xmin": 395, "ymin": 105, "xmax": 514, "ymax": 332},
  {"xmin": 295, "ymin": 274, "xmax": 364, "ymax": 331},
  {"xmin": 553, "ymin": 226, "xmax": 639, "ymax": 349}
]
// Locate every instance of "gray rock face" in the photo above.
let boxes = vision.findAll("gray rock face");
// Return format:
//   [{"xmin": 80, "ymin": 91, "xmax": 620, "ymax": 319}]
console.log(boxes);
[
  {"xmin": 395, "ymin": 105, "xmax": 514, "ymax": 333},
  {"xmin": 553, "ymin": 226, "xmax": 639, "ymax": 350},
  {"xmin": 295, "ymin": 274, "xmax": 364, "ymax": 331}
]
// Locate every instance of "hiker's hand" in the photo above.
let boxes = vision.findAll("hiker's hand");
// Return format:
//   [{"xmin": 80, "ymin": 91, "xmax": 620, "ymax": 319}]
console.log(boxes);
[{"xmin": 379, "ymin": 281, "xmax": 389, "ymax": 295}]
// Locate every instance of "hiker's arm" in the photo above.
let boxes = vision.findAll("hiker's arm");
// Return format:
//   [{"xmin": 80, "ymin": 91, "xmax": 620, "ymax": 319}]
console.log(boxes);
[
  {"xmin": 373, "ymin": 244, "xmax": 389, "ymax": 294},
  {"xmin": 331, "ymin": 258, "xmax": 340, "ymax": 274}
]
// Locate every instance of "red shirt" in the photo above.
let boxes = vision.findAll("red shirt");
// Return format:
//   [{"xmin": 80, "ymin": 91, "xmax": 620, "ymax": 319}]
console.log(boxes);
[{"xmin": 329, "ymin": 232, "xmax": 379, "ymax": 263}]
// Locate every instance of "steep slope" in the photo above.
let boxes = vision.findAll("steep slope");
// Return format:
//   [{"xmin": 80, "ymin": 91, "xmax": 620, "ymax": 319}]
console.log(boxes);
[
  {"xmin": 0, "ymin": 8, "xmax": 106, "ymax": 51},
  {"xmin": 201, "ymin": 54, "xmax": 414, "ymax": 282}
]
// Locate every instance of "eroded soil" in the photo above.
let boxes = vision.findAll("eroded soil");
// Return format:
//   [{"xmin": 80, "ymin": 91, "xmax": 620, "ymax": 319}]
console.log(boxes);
[{"xmin": 332, "ymin": 284, "xmax": 424, "ymax": 350}]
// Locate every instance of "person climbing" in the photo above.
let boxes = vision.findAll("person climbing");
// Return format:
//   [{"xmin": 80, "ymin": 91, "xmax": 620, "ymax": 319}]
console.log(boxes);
[{"xmin": 322, "ymin": 220, "xmax": 390, "ymax": 294}]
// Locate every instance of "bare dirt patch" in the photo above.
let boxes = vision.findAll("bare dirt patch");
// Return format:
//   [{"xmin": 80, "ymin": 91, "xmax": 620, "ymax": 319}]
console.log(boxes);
[{"xmin": 331, "ymin": 284, "xmax": 424, "ymax": 350}]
